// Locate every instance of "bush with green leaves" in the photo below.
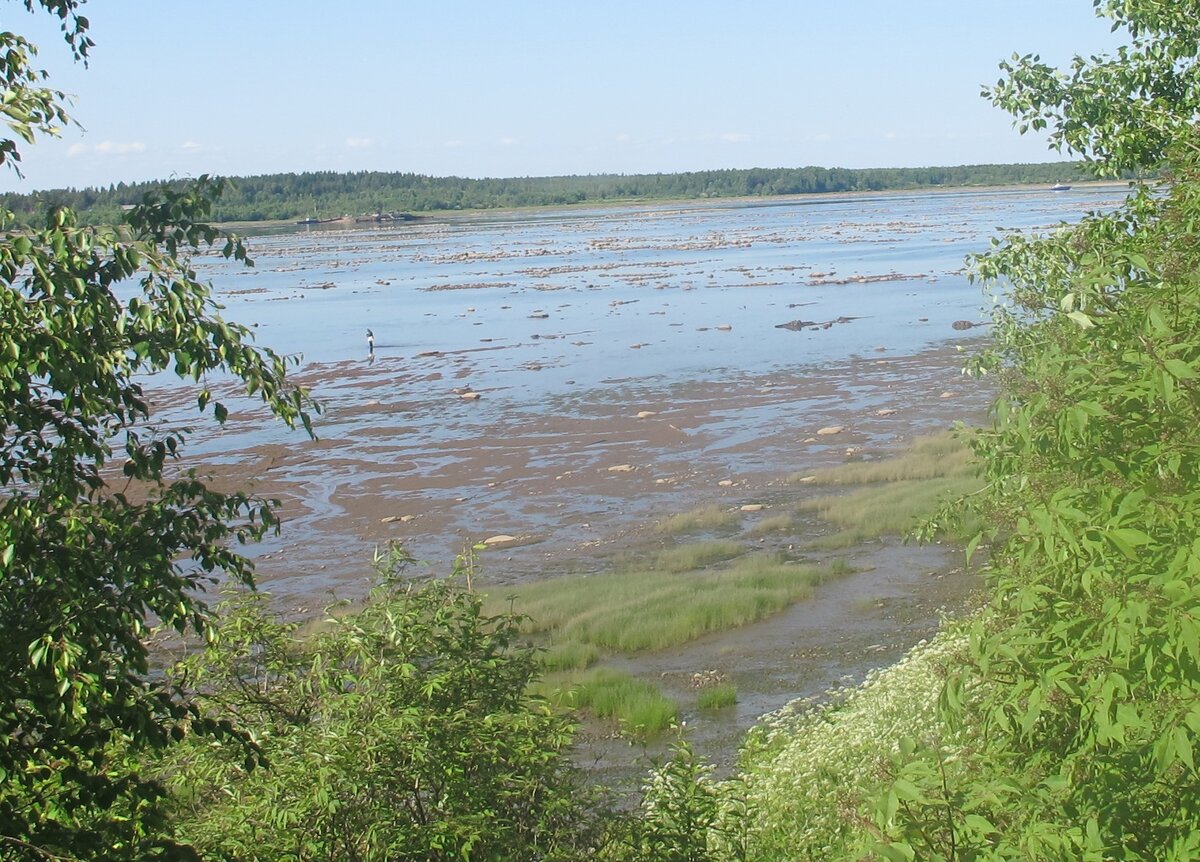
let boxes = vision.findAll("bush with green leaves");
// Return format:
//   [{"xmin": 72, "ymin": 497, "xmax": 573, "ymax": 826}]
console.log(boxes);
[
  {"xmin": 162, "ymin": 550, "xmax": 601, "ymax": 862},
  {"xmin": 608, "ymin": 737, "xmax": 751, "ymax": 862},
  {"xmin": 0, "ymin": 3, "xmax": 315, "ymax": 858},
  {"xmin": 860, "ymin": 2, "xmax": 1200, "ymax": 858}
]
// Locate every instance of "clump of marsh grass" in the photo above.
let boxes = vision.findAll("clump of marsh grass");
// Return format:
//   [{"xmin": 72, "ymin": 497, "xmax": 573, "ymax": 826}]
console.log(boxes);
[
  {"xmin": 796, "ymin": 430, "xmax": 983, "ymax": 547},
  {"xmin": 650, "ymin": 540, "xmax": 743, "ymax": 573},
  {"xmin": 745, "ymin": 512, "xmax": 795, "ymax": 537},
  {"xmin": 802, "ymin": 473, "xmax": 984, "ymax": 548},
  {"xmin": 802, "ymin": 430, "xmax": 975, "ymax": 487},
  {"xmin": 539, "ymin": 639, "xmax": 600, "ymax": 672},
  {"xmin": 697, "ymin": 682, "xmax": 738, "ymax": 710},
  {"xmin": 487, "ymin": 554, "xmax": 837, "ymax": 653},
  {"xmin": 655, "ymin": 504, "xmax": 741, "ymax": 535},
  {"xmin": 545, "ymin": 669, "xmax": 678, "ymax": 737}
]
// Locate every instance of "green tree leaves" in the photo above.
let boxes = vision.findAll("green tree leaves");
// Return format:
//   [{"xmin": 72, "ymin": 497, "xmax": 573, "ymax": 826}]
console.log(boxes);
[
  {"xmin": 868, "ymin": 2, "xmax": 1200, "ymax": 859},
  {"xmin": 0, "ymin": 3, "xmax": 316, "ymax": 858},
  {"xmin": 164, "ymin": 555, "xmax": 596, "ymax": 862}
]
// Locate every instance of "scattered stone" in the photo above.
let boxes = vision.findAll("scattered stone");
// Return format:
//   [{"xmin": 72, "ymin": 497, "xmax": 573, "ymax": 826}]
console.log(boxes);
[
  {"xmin": 400, "ymin": 515, "xmax": 416, "ymax": 523},
  {"xmin": 416, "ymin": 350, "xmax": 441, "ymax": 357},
  {"xmin": 636, "ymin": 410, "xmax": 658, "ymax": 419},
  {"xmin": 795, "ymin": 475, "xmax": 816, "ymax": 483},
  {"xmin": 716, "ymin": 323, "xmax": 733, "ymax": 331},
  {"xmin": 951, "ymin": 319, "xmax": 977, "ymax": 330},
  {"xmin": 459, "ymin": 391, "xmax": 481, "ymax": 401},
  {"xmin": 817, "ymin": 425, "xmax": 845, "ymax": 436},
  {"xmin": 528, "ymin": 312, "xmax": 550, "ymax": 319},
  {"xmin": 608, "ymin": 464, "xmax": 636, "ymax": 473},
  {"xmin": 690, "ymin": 669, "xmax": 728, "ymax": 688},
  {"xmin": 740, "ymin": 504, "xmax": 765, "ymax": 512},
  {"xmin": 940, "ymin": 391, "xmax": 957, "ymax": 399},
  {"xmin": 776, "ymin": 315, "xmax": 862, "ymax": 331},
  {"xmin": 482, "ymin": 535, "xmax": 517, "ymax": 546},
  {"xmin": 803, "ymin": 436, "xmax": 818, "ymax": 443},
  {"xmin": 876, "ymin": 408, "xmax": 897, "ymax": 416},
  {"xmin": 718, "ymin": 479, "xmax": 735, "ymax": 487},
  {"xmin": 380, "ymin": 515, "xmax": 401, "ymax": 524}
]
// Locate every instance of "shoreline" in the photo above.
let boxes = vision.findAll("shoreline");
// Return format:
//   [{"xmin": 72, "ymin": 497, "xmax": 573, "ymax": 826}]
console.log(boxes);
[{"xmin": 217, "ymin": 179, "xmax": 1132, "ymax": 235}]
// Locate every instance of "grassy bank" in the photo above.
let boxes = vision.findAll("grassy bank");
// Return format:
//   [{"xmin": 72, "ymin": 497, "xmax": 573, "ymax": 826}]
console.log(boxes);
[{"xmin": 796, "ymin": 430, "xmax": 983, "ymax": 549}]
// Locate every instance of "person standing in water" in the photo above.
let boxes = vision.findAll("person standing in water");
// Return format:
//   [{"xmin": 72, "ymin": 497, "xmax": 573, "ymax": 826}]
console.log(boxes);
[{"xmin": 367, "ymin": 329, "xmax": 375, "ymax": 353}]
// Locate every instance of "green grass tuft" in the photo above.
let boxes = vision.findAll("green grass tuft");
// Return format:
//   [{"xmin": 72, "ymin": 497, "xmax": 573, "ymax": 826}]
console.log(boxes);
[
  {"xmin": 803, "ymin": 431, "xmax": 975, "ymax": 486},
  {"xmin": 650, "ymin": 540, "xmax": 743, "ymax": 573},
  {"xmin": 539, "ymin": 640, "xmax": 600, "ymax": 672},
  {"xmin": 655, "ymin": 504, "xmax": 741, "ymax": 535},
  {"xmin": 549, "ymin": 669, "xmax": 678, "ymax": 737},
  {"xmin": 697, "ymin": 682, "xmax": 738, "ymax": 710},
  {"xmin": 746, "ymin": 513, "xmax": 795, "ymax": 537},
  {"xmin": 487, "ymin": 554, "xmax": 837, "ymax": 653},
  {"xmin": 797, "ymin": 431, "xmax": 983, "ymax": 547}
]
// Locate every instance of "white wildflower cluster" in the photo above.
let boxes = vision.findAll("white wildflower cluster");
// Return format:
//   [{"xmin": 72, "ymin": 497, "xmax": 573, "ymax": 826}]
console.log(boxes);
[{"xmin": 725, "ymin": 631, "xmax": 970, "ymax": 860}]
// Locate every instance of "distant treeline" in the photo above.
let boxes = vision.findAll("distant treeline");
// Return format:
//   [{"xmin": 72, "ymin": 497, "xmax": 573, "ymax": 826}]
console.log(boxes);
[{"xmin": 1, "ymin": 161, "xmax": 1101, "ymax": 225}]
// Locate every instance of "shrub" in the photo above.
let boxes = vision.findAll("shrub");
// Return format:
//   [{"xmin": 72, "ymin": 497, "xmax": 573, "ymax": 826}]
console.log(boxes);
[{"xmin": 161, "ymin": 548, "xmax": 600, "ymax": 861}]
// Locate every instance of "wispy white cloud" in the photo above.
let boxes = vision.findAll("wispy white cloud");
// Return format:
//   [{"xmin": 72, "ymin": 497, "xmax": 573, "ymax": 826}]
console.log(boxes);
[
  {"xmin": 180, "ymin": 140, "xmax": 203, "ymax": 152},
  {"xmin": 95, "ymin": 140, "xmax": 146, "ymax": 155},
  {"xmin": 67, "ymin": 140, "xmax": 146, "ymax": 157},
  {"xmin": 498, "ymin": 136, "xmax": 518, "ymax": 147},
  {"xmin": 345, "ymin": 136, "xmax": 375, "ymax": 149}
]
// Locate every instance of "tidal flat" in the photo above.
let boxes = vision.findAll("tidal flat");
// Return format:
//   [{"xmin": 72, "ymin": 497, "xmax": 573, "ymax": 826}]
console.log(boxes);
[{"xmin": 151, "ymin": 185, "xmax": 1129, "ymax": 775}]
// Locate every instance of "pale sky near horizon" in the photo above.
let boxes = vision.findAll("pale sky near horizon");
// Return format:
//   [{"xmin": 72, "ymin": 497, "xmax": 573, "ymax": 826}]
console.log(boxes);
[{"xmin": 3, "ymin": 1, "xmax": 1127, "ymax": 193}]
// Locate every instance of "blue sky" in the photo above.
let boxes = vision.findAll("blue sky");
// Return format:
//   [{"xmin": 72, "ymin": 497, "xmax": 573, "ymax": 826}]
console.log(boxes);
[{"xmin": 3, "ymin": 1, "xmax": 1125, "ymax": 192}]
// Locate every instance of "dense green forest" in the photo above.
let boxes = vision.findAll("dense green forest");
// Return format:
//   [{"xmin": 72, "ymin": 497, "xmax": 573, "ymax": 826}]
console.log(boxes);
[{"xmin": 1, "ymin": 160, "xmax": 1094, "ymax": 225}]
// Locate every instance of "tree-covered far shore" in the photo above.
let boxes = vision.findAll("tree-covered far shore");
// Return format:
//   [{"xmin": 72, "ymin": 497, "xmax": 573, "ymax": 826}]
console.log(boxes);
[{"xmin": 1, "ymin": 160, "xmax": 1102, "ymax": 225}]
